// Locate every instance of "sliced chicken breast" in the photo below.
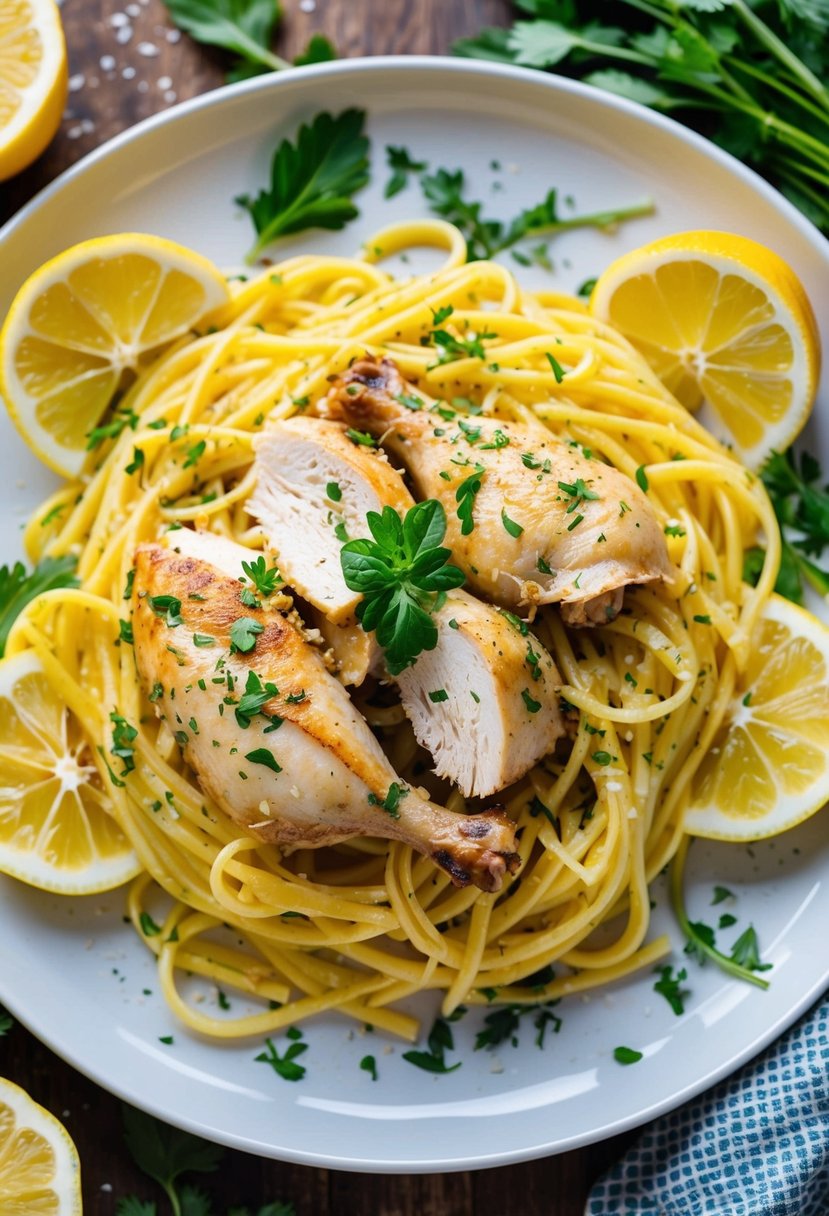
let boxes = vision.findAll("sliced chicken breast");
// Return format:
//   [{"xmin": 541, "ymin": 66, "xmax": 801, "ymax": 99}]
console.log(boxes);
[
  {"xmin": 131, "ymin": 539, "xmax": 519, "ymax": 891},
  {"xmin": 248, "ymin": 416, "xmax": 565, "ymax": 796},
  {"xmin": 250, "ymin": 418, "xmax": 414, "ymax": 623},
  {"xmin": 325, "ymin": 356, "xmax": 671, "ymax": 626},
  {"xmin": 396, "ymin": 589, "xmax": 564, "ymax": 798}
]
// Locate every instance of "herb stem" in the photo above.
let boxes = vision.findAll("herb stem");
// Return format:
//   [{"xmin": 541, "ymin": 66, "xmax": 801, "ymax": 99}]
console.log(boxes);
[
  {"xmin": 726, "ymin": 58, "xmax": 829, "ymax": 133},
  {"xmin": 669, "ymin": 836, "xmax": 770, "ymax": 991},
  {"xmin": 164, "ymin": 1181, "xmax": 182, "ymax": 1216},
  {"xmin": 731, "ymin": 0, "xmax": 829, "ymax": 112},
  {"xmin": 497, "ymin": 197, "xmax": 654, "ymax": 249}
]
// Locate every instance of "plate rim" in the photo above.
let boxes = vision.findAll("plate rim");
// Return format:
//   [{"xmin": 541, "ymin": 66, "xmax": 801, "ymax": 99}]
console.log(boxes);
[{"xmin": 1, "ymin": 54, "xmax": 828, "ymax": 1173}]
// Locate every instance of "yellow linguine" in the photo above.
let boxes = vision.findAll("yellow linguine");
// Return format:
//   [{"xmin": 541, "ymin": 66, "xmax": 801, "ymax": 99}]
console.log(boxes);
[{"xmin": 8, "ymin": 220, "xmax": 780, "ymax": 1043}]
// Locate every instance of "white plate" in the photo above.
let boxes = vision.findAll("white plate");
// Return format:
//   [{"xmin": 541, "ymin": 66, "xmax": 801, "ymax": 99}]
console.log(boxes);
[{"xmin": 1, "ymin": 57, "xmax": 827, "ymax": 1174}]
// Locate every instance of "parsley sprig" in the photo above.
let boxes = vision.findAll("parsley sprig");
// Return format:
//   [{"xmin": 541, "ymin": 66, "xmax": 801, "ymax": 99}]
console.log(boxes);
[
  {"xmin": 163, "ymin": 0, "xmax": 334, "ymax": 83},
  {"xmin": 420, "ymin": 165, "xmax": 652, "ymax": 262},
  {"xmin": 236, "ymin": 109, "xmax": 370, "ymax": 263},
  {"xmin": 340, "ymin": 500, "xmax": 465, "ymax": 675},
  {"xmin": 0, "ymin": 555, "xmax": 78, "ymax": 658},
  {"xmin": 669, "ymin": 838, "xmax": 771, "ymax": 990},
  {"xmin": 120, "ymin": 1103, "xmax": 293, "ymax": 1216},
  {"xmin": 744, "ymin": 449, "xmax": 829, "ymax": 604}
]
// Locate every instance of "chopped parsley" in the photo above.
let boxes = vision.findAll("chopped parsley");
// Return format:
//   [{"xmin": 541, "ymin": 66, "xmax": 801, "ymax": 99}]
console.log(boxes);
[
  {"xmin": 229, "ymin": 616, "xmax": 264, "ymax": 654},
  {"xmin": 455, "ymin": 464, "xmax": 485, "ymax": 535},
  {"xmin": 255, "ymin": 1029, "xmax": 308, "ymax": 1082}
]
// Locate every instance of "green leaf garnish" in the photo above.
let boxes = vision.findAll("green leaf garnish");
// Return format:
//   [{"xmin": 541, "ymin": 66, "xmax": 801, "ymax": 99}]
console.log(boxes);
[
  {"xmin": 236, "ymin": 109, "xmax": 370, "ymax": 263},
  {"xmin": 0, "ymin": 555, "xmax": 78, "ymax": 660},
  {"xmin": 340, "ymin": 500, "xmax": 465, "ymax": 675}
]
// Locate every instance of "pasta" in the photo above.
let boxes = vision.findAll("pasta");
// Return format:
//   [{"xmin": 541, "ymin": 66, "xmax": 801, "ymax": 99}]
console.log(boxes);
[{"xmin": 9, "ymin": 219, "xmax": 780, "ymax": 1043}]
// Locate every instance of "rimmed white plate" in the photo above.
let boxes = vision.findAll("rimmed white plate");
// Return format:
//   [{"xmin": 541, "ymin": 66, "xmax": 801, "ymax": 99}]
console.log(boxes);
[{"xmin": 1, "ymin": 57, "xmax": 827, "ymax": 1173}]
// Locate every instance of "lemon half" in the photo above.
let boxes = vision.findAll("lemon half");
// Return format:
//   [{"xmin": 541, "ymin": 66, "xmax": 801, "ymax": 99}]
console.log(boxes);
[
  {"xmin": 686, "ymin": 594, "xmax": 829, "ymax": 841},
  {"xmin": 0, "ymin": 1077, "xmax": 82, "ymax": 1215},
  {"xmin": 0, "ymin": 233, "xmax": 230, "ymax": 476},
  {"xmin": 590, "ymin": 231, "xmax": 821, "ymax": 469},
  {"xmin": 0, "ymin": 648, "xmax": 139, "ymax": 893},
  {"xmin": 0, "ymin": 0, "xmax": 67, "ymax": 181}
]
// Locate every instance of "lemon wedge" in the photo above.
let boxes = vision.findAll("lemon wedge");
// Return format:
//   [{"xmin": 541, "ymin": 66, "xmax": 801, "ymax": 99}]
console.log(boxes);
[
  {"xmin": 685, "ymin": 594, "xmax": 829, "ymax": 841},
  {"xmin": 589, "ymin": 231, "xmax": 821, "ymax": 469},
  {"xmin": 0, "ymin": 1077, "xmax": 82, "ymax": 1215},
  {"xmin": 0, "ymin": 0, "xmax": 67, "ymax": 181},
  {"xmin": 0, "ymin": 648, "xmax": 140, "ymax": 893},
  {"xmin": 0, "ymin": 233, "xmax": 230, "ymax": 476}
]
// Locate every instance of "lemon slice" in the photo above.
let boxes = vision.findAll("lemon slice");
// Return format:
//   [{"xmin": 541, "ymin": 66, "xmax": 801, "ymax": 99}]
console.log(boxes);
[
  {"xmin": 0, "ymin": 649, "xmax": 140, "ymax": 893},
  {"xmin": 589, "ymin": 231, "xmax": 821, "ymax": 469},
  {"xmin": 685, "ymin": 594, "xmax": 829, "ymax": 841},
  {"xmin": 0, "ymin": 0, "xmax": 67, "ymax": 182},
  {"xmin": 0, "ymin": 1077, "xmax": 81, "ymax": 1215},
  {"xmin": 0, "ymin": 233, "xmax": 230, "ymax": 476}
]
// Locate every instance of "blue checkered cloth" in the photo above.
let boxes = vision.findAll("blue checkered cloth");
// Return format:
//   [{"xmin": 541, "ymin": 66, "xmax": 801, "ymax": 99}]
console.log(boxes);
[{"xmin": 586, "ymin": 991, "xmax": 829, "ymax": 1215}]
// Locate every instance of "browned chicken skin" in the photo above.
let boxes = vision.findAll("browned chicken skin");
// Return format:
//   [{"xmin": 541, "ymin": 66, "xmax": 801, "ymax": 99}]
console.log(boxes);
[
  {"xmin": 132, "ymin": 541, "xmax": 520, "ymax": 891},
  {"xmin": 325, "ymin": 356, "xmax": 671, "ymax": 625}
]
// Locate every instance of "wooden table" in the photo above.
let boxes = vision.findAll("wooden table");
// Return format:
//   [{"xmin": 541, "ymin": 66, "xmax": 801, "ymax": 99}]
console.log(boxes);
[{"xmin": 2, "ymin": 1, "xmax": 640, "ymax": 1209}]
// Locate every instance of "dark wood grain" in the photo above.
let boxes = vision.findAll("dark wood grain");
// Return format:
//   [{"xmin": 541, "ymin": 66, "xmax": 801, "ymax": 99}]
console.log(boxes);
[{"xmin": 2, "ymin": 0, "xmax": 643, "ymax": 1210}]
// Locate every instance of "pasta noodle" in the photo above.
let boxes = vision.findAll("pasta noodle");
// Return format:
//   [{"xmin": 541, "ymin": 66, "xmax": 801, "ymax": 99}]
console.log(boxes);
[{"xmin": 9, "ymin": 220, "xmax": 780, "ymax": 1042}]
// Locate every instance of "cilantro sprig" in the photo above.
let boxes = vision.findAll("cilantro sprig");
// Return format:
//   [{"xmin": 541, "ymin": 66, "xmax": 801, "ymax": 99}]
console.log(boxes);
[
  {"xmin": 340, "ymin": 500, "xmax": 465, "ymax": 675},
  {"xmin": 236, "ymin": 109, "xmax": 370, "ymax": 263}
]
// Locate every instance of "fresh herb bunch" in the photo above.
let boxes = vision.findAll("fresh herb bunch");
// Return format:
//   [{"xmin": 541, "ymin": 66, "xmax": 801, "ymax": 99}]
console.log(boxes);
[
  {"xmin": 163, "ymin": 0, "xmax": 334, "ymax": 82},
  {"xmin": 455, "ymin": 0, "xmax": 829, "ymax": 235},
  {"xmin": 340, "ymin": 499, "xmax": 465, "ymax": 675},
  {"xmin": 236, "ymin": 109, "xmax": 370, "ymax": 263},
  {"xmin": 0, "ymin": 555, "xmax": 78, "ymax": 658},
  {"xmin": 744, "ymin": 448, "xmax": 829, "ymax": 603}
]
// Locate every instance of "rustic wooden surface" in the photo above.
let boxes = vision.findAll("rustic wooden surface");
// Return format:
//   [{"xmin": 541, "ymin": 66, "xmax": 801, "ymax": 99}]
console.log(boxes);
[{"xmin": 2, "ymin": 0, "xmax": 641, "ymax": 1209}]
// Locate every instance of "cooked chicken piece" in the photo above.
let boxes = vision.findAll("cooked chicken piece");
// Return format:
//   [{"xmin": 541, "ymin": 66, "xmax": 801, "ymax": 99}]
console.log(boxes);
[
  {"xmin": 325, "ymin": 356, "xmax": 671, "ymax": 626},
  {"xmin": 250, "ymin": 418, "xmax": 413, "ymax": 623},
  {"xmin": 167, "ymin": 526, "xmax": 265, "ymax": 583},
  {"xmin": 249, "ymin": 418, "xmax": 415, "ymax": 685},
  {"xmin": 249, "ymin": 416, "xmax": 565, "ymax": 795},
  {"xmin": 396, "ymin": 589, "xmax": 564, "ymax": 798},
  {"xmin": 169, "ymin": 525, "xmax": 378, "ymax": 686},
  {"xmin": 132, "ymin": 540, "xmax": 520, "ymax": 891}
]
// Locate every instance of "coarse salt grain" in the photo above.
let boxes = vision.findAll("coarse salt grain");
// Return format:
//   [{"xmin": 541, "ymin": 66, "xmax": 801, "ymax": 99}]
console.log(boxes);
[
  {"xmin": 157, "ymin": 75, "xmax": 172, "ymax": 89},
  {"xmin": 68, "ymin": 72, "xmax": 85, "ymax": 91},
  {"xmin": 299, "ymin": 0, "xmax": 315, "ymax": 9},
  {"xmin": 110, "ymin": 11, "xmax": 129, "ymax": 25},
  {"xmin": 126, "ymin": 2, "xmax": 140, "ymax": 13},
  {"xmin": 137, "ymin": 80, "xmax": 149, "ymax": 92},
  {"xmin": 166, "ymin": 27, "xmax": 181, "ymax": 41},
  {"xmin": 99, "ymin": 54, "xmax": 116, "ymax": 69},
  {"xmin": 137, "ymin": 41, "xmax": 160, "ymax": 56},
  {"xmin": 164, "ymin": 90, "xmax": 177, "ymax": 103},
  {"xmin": 115, "ymin": 24, "xmax": 133, "ymax": 43},
  {"xmin": 122, "ymin": 65, "xmax": 136, "ymax": 79}
]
